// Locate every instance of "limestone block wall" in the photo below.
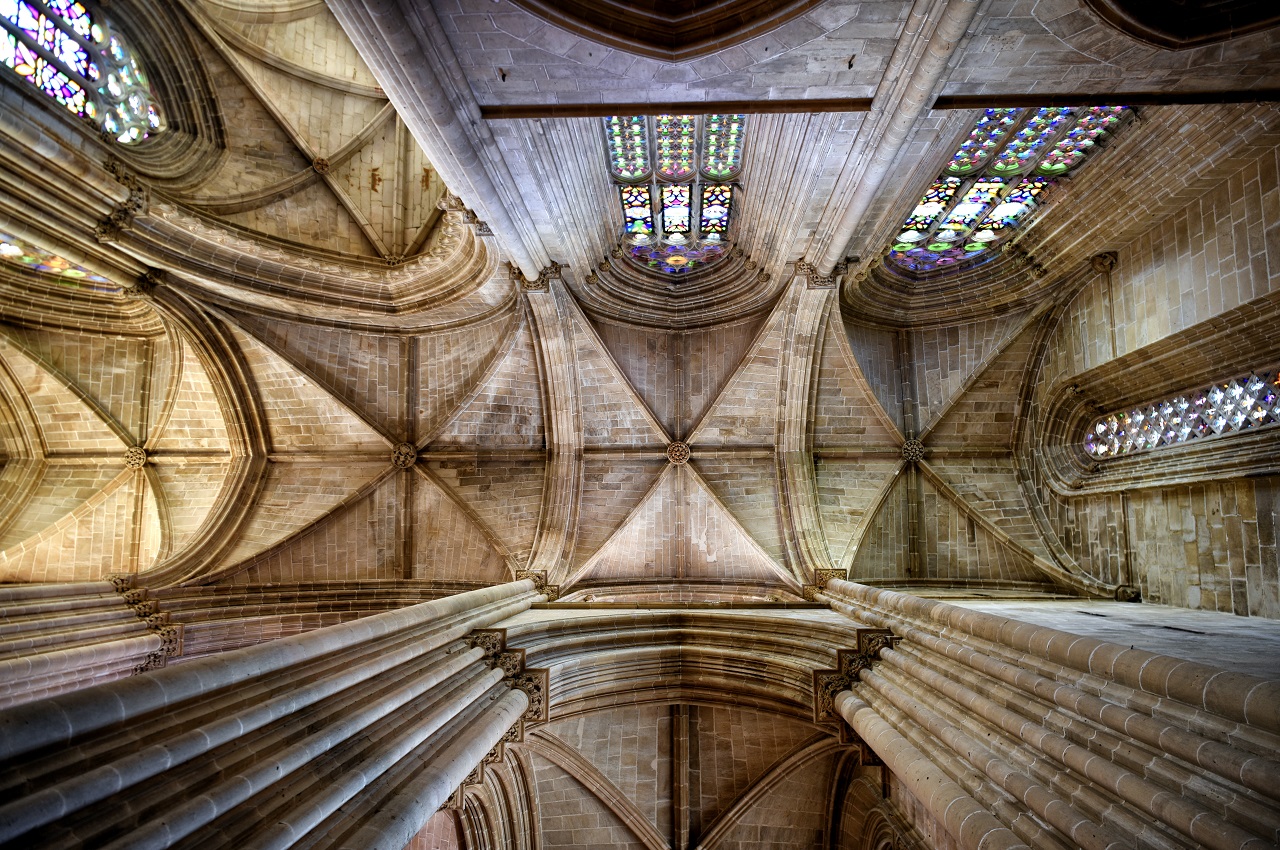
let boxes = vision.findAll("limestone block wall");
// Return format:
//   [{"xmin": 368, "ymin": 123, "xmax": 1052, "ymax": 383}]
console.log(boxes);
[{"xmin": 1024, "ymin": 132, "xmax": 1280, "ymax": 616}]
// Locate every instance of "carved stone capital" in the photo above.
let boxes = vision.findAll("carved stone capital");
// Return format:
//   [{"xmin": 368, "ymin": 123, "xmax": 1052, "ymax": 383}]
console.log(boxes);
[
  {"xmin": 103, "ymin": 154, "xmax": 140, "ymax": 190},
  {"xmin": 514, "ymin": 569, "xmax": 560, "ymax": 602},
  {"xmin": 1114, "ymin": 584, "xmax": 1141, "ymax": 602},
  {"xmin": 438, "ymin": 193, "xmax": 468, "ymax": 212},
  {"xmin": 512, "ymin": 668, "xmax": 549, "ymax": 723},
  {"xmin": 812, "ymin": 628, "xmax": 900, "ymax": 723},
  {"xmin": 468, "ymin": 628, "xmax": 506, "ymax": 661},
  {"xmin": 494, "ymin": 650, "xmax": 526, "ymax": 678},
  {"xmin": 123, "ymin": 268, "xmax": 165, "ymax": 301}
]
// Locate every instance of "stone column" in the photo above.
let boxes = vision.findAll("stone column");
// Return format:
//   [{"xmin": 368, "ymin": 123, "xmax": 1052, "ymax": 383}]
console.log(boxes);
[{"xmin": 0, "ymin": 580, "xmax": 547, "ymax": 849}]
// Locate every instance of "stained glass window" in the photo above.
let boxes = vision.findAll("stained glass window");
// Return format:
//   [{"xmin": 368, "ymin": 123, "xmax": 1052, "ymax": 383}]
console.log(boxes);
[
  {"xmin": 0, "ymin": 229, "xmax": 113, "ymax": 287},
  {"xmin": 603, "ymin": 114, "xmax": 745, "ymax": 276},
  {"xmin": 654, "ymin": 114, "xmax": 697, "ymax": 182},
  {"xmin": 699, "ymin": 184, "xmax": 732, "ymax": 237},
  {"xmin": 0, "ymin": 0, "xmax": 162, "ymax": 144},
  {"xmin": 661, "ymin": 184, "xmax": 691, "ymax": 238},
  {"xmin": 946, "ymin": 108, "xmax": 1019, "ymax": 176},
  {"xmin": 604, "ymin": 115, "xmax": 650, "ymax": 182},
  {"xmin": 701, "ymin": 114, "xmax": 746, "ymax": 180},
  {"xmin": 1085, "ymin": 370, "xmax": 1280, "ymax": 459},
  {"xmin": 619, "ymin": 185, "xmax": 654, "ymax": 237},
  {"xmin": 888, "ymin": 105, "xmax": 1130, "ymax": 274}
]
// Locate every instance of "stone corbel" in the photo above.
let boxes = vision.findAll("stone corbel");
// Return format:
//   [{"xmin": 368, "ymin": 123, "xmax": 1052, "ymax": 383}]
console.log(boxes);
[
  {"xmin": 122, "ymin": 268, "xmax": 166, "ymax": 301},
  {"xmin": 522, "ymin": 262, "xmax": 563, "ymax": 292},
  {"xmin": 802, "ymin": 568, "xmax": 848, "ymax": 602},
  {"xmin": 108, "ymin": 577, "xmax": 183, "ymax": 672},
  {"xmin": 95, "ymin": 186, "xmax": 147, "ymax": 243},
  {"xmin": 812, "ymin": 628, "xmax": 900, "ymax": 724},
  {"xmin": 794, "ymin": 258, "xmax": 835, "ymax": 289},
  {"xmin": 465, "ymin": 627, "xmax": 549, "ymax": 724},
  {"xmin": 514, "ymin": 569, "xmax": 560, "ymax": 601}
]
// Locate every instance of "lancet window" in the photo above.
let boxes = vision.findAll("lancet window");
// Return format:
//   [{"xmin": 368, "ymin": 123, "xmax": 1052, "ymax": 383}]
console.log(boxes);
[
  {"xmin": 604, "ymin": 113, "xmax": 745, "ymax": 275},
  {"xmin": 0, "ymin": 0, "xmax": 162, "ymax": 144},
  {"xmin": 888, "ymin": 106, "xmax": 1130, "ymax": 274},
  {"xmin": 1085, "ymin": 369, "xmax": 1280, "ymax": 459}
]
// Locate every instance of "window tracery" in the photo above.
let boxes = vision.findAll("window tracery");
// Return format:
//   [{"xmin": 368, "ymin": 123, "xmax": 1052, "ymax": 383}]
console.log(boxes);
[
  {"xmin": 1085, "ymin": 369, "xmax": 1280, "ymax": 459},
  {"xmin": 889, "ymin": 106, "xmax": 1129, "ymax": 274},
  {"xmin": 603, "ymin": 113, "xmax": 745, "ymax": 275},
  {"xmin": 0, "ymin": 0, "xmax": 162, "ymax": 144}
]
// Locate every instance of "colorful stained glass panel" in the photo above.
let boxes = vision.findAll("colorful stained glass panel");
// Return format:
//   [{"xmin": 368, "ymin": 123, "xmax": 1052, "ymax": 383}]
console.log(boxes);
[
  {"xmin": 990, "ymin": 107, "xmax": 1073, "ymax": 174},
  {"xmin": 0, "ymin": 229, "xmax": 113, "ymax": 286},
  {"xmin": 654, "ymin": 114, "xmax": 696, "ymax": 182},
  {"xmin": 1037, "ymin": 106, "xmax": 1129, "ymax": 175},
  {"xmin": 661, "ymin": 184, "xmax": 691, "ymax": 237},
  {"xmin": 701, "ymin": 113, "xmax": 745, "ymax": 180},
  {"xmin": 604, "ymin": 115, "xmax": 650, "ymax": 181},
  {"xmin": 699, "ymin": 184, "xmax": 732, "ymax": 236},
  {"xmin": 619, "ymin": 184, "xmax": 654, "ymax": 238},
  {"xmin": 897, "ymin": 177, "xmax": 962, "ymax": 243},
  {"xmin": 947, "ymin": 108, "xmax": 1020, "ymax": 175},
  {"xmin": 629, "ymin": 240, "xmax": 728, "ymax": 275}
]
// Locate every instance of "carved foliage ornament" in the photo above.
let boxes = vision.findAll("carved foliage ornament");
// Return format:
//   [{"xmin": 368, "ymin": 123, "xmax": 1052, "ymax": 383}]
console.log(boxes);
[
  {"xmin": 812, "ymin": 628, "xmax": 900, "ymax": 724},
  {"xmin": 514, "ymin": 569, "xmax": 560, "ymax": 602},
  {"xmin": 802, "ymin": 568, "xmax": 848, "ymax": 601}
]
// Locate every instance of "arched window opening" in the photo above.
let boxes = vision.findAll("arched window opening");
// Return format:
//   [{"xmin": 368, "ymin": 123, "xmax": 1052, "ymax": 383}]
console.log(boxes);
[
  {"xmin": 603, "ymin": 113, "xmax": 745, "ymax": 275},
  {"xmin": 0, "ymin": 0, "xmax": 163, "ymax": 144},
  {"xmin": 888, "ymin": 106, "xmax": 1130, "ymax": 275},
  {"xmin": 1085, "ymin": 368, "xmax": 1280, "ymax": 459}
]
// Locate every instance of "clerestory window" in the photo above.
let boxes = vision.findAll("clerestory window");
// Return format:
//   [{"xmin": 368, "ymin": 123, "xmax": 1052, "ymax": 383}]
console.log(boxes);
[
  {"xmin": 604, "ymin": 113, "xmax": 745, "ymax": 275},
  {"xmin": 888, "ymin": 106, "xmax": 1130, "ymax": 274},
  {"xmin": 1085, "ymin": 369, "xmax": 1280, "ymax": 459},
  {"xmin": 0, "ymin": 0, "xmax": 163, "ymax": 144}
]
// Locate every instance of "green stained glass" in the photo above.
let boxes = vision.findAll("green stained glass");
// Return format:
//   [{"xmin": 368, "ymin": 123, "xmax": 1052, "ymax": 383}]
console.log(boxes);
[
  {"xmin": 0, "ymin": 229, "xmax": 113, "ymax": 287},
  {"xmin": 990, "ymin": 108, "xmax": 1073, "ymax": 174},
  {"xmin": 1037, "ymin": 106, "xmax": 1129, "ymax": 175},
  {"xmin": 947, "ymin": 108, "xmax": 1019, "ymax": 175},
  {"xmin": 701, "ymin": 114, "xmax": 745, "ymax": 180},
  {"xmin": 604, "ymin": 115, "xmax": 650, "ymax": 181}
]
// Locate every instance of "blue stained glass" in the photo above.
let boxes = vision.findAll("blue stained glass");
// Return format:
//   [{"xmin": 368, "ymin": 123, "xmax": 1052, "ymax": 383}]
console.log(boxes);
[
  {"xmin": 990, "ymin": 108, "xmax": 1073, "ymax": 174},
  {"xmin": 620, "ymin": 184, "xmax": 654, "ymax": 237},
  {"xmin": 0, "ymin": 228, "xmax": 114, "ymax": 287},
  {"xmin": 947, "ymin": 108, "xmax": 1020, "ymax": 175}
]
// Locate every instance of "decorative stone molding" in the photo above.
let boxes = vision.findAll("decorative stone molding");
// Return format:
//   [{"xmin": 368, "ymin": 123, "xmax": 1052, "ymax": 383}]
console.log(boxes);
[
  {"xmin": 584, "ymin": 272, "xmax": 599, "ymax": 285},
  {"xmin": 610, "ymin": 246, "xmax": 626, "ymax": 260},
  {"xmin": 391, "ymin": 442, "xmax": 417, "ymax": 469},
  {"xmin": 110, "ymin": 580, "xmax": 183, "ymax": 673},
  {"xmin": 512, "ymin": 668, "xmax": 549, "ymax": 723},
  {"xmin": 311, "ymin": 157, "xmax": 331, "ymax": 174},
  {"xmin": 1090, "ymin": 251, "xmax": 1118, "ymax": 274},
  {"xmin": 757, "ymin": 270, "xmax": 771, "ymax": 284},
  {"xmin": 103, "ymin": 154, "xmax": 140, "ymax": 191},
  {"xmin": 107, "ymin": 573, "xmax": 134, "ymax": 593},
  {"xmin": 464, "ymin": 627, "xmax": 549, "ymax": 725},
  {"xmin": 95, "ymin": 187, "xmax": 146, "ymax": 242},
  {"xmin": 124, "ymin": 446, "xmax": 148, "ymax": 469},
  {"xmin": 812, "ymin": 628, "xmax": 900, "ymax": 724},
  {"xmin": 123, "ymin": 268, "xmax": 165, "ymax": 301},
  {"xmin": 901, "ymin": 439, "xmax": 925, "ymax": 463},
  {"xmin": 597, "ymin": 260, "xmax": 613, "ymax": 273},
  {"xmin": 666, "ymin": 441, "xmax": 690, "ymax": 465},
  {"xmin": 514, "ymin": 569, "xmax": 560, "ymax": 602},
  {"xmin": 802, "ymin": 568, "xmax": 848, "ymax": 601}
]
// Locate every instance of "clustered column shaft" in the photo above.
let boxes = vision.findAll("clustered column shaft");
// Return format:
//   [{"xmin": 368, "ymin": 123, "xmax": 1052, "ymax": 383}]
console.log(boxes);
[
  {"xmin": 821, "ymin": 579, "xmax": 1280, "ymax": 850},
  {"xmin": 0, "ymin": 580, "xmax": 546, "ymax": 850}
]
